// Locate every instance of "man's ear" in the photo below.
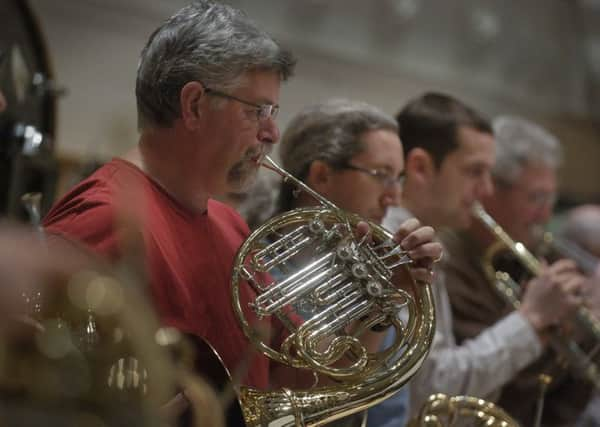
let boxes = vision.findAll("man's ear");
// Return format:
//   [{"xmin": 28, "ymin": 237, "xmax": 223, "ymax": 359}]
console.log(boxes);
[
  {"xmin": 305, "ymin": 160, "xmax": 334, "ymax": 192},
  {"xmin": 406, "ymin": 147, "xmax": 436, "ymax": 185},
  {"xmin": 180, "ymin": 81, "xmax": 206, "ymax": 130}
]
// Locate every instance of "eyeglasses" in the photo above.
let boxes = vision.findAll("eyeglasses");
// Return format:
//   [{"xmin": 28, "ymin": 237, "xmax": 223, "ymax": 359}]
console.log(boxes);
[
  {"xmin": 204, "ymin": 87, "xmax": 279, "ymax": 121},
  {"xmin": 340, "ymin": 163, "xmax": 406, "ymax": 189}
]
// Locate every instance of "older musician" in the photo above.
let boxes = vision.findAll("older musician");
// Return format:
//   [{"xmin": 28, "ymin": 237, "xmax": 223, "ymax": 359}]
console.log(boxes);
[
  {"xmin": 368, "ymin": 93, "xmax": 584, "ymax": 426},
  {"xmin": 276, "ymin": 98, "xmax": 441, "ymax": 285},
  {"xmin": 43, "ymin": 0, "xmax": 295, "ymax": 392},
  {"xmin": 442, "ymin": 115, "xmax": 589, "ymax": 426},
  {"xmin": 41, "ymin": 2, "xmax": 439, "ymax": 418},
  {"xmin": 274, "ymin": 98, "xmax": 442, "ymax": 426}
]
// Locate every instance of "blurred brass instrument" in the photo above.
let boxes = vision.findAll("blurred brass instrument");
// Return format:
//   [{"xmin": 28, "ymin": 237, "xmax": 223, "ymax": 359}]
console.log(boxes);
[
  {"xmin": 230, "ymin": 155, "xmax": 436, "ymax": 426},
  {"xmin": 409, "ymin": 393, "xmax": 519, "ymax": 427},
  {"xmin": 0, "ymin": 234, "xmax": 175, "ymax": 426},
  {"xmin": 473, "ymin": 202, "xmax": 600, "ymax": 389},
  {"xmin": 539, "ymin": 232, "xmax": 599, "ymax": 277},
  {"xmin": 4, "ymin": 194, "xmax": 225, "ymax": 427}
]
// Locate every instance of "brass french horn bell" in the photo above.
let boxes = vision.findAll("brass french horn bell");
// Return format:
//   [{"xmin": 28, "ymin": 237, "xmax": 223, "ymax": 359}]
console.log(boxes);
[{"xmin": 409, "ymin": 393, "xmax": 520, "ymax": 427}]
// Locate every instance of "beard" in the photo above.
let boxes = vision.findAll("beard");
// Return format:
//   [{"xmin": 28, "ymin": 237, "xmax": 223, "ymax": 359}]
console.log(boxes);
[{"xmin": 227, "ymin": 144, "xmax": 271, "ymax": 192}]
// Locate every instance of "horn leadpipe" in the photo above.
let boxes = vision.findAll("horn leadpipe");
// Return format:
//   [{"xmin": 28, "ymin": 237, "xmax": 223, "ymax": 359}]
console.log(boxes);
[{"xmin": 262, "ymin": 155, "xmax": 339, "ymax": 211}]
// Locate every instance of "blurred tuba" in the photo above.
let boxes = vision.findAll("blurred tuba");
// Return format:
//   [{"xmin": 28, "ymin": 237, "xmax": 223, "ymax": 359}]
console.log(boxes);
[
  {"xmin": 473, "ymin": 202, "xmax": 600, "ymax": 390},
  {"xmin": 409, "ymin": 393, "xmax": 520, "ymax": 427},
  {"xmin": 230, "ymin": 155, "xmax": 436, "ymax": 426}
]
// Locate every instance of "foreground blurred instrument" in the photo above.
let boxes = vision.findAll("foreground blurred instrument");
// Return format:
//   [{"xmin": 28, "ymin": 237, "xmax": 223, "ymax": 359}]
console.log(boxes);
[
  {"xmin": 409, "ymin": 393, "xmax": 519, "ymax": 427},
  {"xmin": 0, "ymin": 226, "xmax": 224, "ymax": 427},
  {"xmin": 230, "ymin": 155, "xmax": 436, "ymax": 426},
  {"xmin": 473, "ymin": 202, "xmax": 600, "ymax": 389}
]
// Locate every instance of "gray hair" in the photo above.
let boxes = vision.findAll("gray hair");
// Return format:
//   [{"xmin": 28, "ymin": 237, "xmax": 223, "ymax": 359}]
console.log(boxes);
[
  {"xmin": 277, "ymin": 98, "xmax": 398, "ymax": 212},
  {"xmin": 492, "ymin": 116, "xmax": 563, "ymax": 187},
  {"xmin": 136, "ymin": 1, "xmax": 296, "ymax": 129}
]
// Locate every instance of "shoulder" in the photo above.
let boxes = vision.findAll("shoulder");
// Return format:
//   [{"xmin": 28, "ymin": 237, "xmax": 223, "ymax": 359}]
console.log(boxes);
[
  {"xmin": 44, "ymin": 159, "xmax": 152, "ymax": 224},
  {"xmin": 439, "ymin": 230, "xmax": 472, "ymax": 263},
  {"xmin": 439, "ymin": 230, "xmax": 461, "ymax": 253},
  {"xmin": 42, "ymin": 160, "xmax": 143, "ymax": 258},
  {"xmin": 44, "ymin": 163, "xmax": 116, "ymax": 226}
]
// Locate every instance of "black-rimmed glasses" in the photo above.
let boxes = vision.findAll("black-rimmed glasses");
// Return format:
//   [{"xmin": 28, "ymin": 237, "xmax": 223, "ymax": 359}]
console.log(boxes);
[
  {"xmin": 341, "ymin": 163, "xmax": 406, "ymax": 189},
  {"xmin": 204, "ymin": 87, "xmax": 279, "ymax": 121}
]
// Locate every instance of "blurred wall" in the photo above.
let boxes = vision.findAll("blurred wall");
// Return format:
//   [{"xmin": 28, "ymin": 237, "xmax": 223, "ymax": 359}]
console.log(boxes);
[{"xmin": 28, "ymin": 0, "xmax": 600, "ymax": 202}]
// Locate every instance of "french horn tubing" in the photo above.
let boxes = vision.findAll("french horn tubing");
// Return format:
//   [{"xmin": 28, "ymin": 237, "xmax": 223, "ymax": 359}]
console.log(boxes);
[{"xmin": 230, "ymin": 155, "xmax": 436, "ymax": 426}]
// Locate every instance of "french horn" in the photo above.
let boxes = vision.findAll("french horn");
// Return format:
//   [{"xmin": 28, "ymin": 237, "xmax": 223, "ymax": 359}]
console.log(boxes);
[
  {"xmin": 409, "ymin": 393, "xmax": 520, "ymax": 427},
  {"xmin": 230, "ymin": 155, "xmax": 436, "ymax": 426}
]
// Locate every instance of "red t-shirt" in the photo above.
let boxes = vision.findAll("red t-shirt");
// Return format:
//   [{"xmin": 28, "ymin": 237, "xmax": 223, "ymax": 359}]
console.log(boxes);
[{"xmin": 43, "ymin": 158, "xmax": 271, "ymax": 389}]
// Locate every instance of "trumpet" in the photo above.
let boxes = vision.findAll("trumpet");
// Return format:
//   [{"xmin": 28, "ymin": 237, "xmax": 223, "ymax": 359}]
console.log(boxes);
[
  {"xmin": 539, "ymin": 232, "xmax": 599, "ymax": 277},
  {"xmin": 473, "ymin": 202, "xmax": 600, "ymax": 389}
]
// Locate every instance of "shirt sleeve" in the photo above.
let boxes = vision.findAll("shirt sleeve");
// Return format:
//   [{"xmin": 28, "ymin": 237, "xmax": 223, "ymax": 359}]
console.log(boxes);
[
  {"xmin": 43, "ymin": 202, "xmax": 120, "ymax": 260},
  {"xmin": 409, "ymin": 279, "xmax": 543, "ymax": 415}
]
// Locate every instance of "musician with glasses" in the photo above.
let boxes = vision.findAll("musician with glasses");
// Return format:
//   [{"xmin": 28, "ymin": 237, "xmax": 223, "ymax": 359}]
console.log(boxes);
[
  {"xmin": 276, "ymin": 99, "xmax": 406, "ymax": 224},
  {"xmin": 276, "ymin": 98, "xmax": 439, "ymax": 294},
  {"xmin": 40, "ymin": 2, "xmax": 440, "ymax": 422},
  {"xmin": 42, "ymin": 0, "xmax": 294, "ymax": 396},
  {"xmin": 273, "ymin": 98, "xmax": 441, "ymax": 426},
  {"xmin": 441, "ymin": 115, "xmax": 589, "ymax": 426},
  {"xmin": 367, "ymin": 93, "xmax": 585, "ymax": 426}
]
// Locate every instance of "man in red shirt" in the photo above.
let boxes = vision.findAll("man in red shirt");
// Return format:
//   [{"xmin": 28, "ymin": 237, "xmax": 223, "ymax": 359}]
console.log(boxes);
[{"xmin": 43, "ymin": 0, "xmax": 441, "ymax": 412}]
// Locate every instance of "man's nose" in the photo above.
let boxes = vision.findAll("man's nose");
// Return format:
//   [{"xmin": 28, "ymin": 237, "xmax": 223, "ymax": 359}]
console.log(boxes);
[
  {"xmin": 477, "ymin": 173, "xmax": 494, "ymax": 198},
  {"xmin": 381, "ymin": 185, "xmax": 400, "ymax": 208},
  {"xmin": 258, "ymin": 117, "xmax": 280, "ymax": 145}
]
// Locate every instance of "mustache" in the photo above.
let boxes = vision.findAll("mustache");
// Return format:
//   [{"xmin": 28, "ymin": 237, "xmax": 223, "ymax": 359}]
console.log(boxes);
[{"xmin": 243, "ymin": 144, "xmax": 272, "ymax": 164}]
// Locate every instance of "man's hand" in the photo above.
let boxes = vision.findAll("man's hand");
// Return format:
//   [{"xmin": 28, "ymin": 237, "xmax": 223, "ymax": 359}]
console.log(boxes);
[
  {"xmin": 581, "ymin": 263, "xmax": 600, "ymax": 320},
  {"xmin": 519, "ymin": 259, "xmax": 585, "ymax": 334},
  {"xmin": 394, "ymin": 218, "xmax": 442, "ymax": 285}
]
